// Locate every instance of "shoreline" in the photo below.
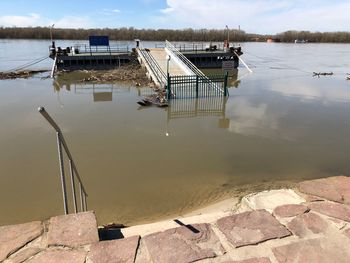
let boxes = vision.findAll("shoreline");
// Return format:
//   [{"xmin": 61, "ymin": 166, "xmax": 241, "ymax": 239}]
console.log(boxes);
[{"xmin": 2, "ymin": 175, "xmax": 349, "ymax": 263}]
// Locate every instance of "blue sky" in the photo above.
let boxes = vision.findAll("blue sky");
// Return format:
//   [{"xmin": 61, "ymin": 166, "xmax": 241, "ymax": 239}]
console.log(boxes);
[{"xmin": 0, "ymin": 0, "xmax": 349, "ymax": 34}]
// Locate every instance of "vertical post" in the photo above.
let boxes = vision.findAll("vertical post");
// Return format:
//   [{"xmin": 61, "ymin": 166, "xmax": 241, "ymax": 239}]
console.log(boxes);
[
  {"xmin": 224, "ymin": 72, "xmax": 229, "ymax": 97},
  {"xmin": 56, "ymin": 132, "xmax": 69, "ymax": 215},
  {"xmin": 167, "ymin": 73, "xmax": 171, "ymax": 100},
  {"xmin": 69, "ymin": 160, "xmax": 78, "ymax": 213},
  {"xmin": 79, "ymin": 182, "xmax": 84, "ymax": 211},
  {"xmin": 196, "ymin": 75, "xmax": 199, "ymax": 98}
]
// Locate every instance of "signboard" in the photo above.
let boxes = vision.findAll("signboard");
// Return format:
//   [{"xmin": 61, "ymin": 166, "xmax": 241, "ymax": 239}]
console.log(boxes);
[
  {"xmin": 89, "ymin": 36, "xmax": 109, "ymax": 46},
  {"xmin": 222, "ymin": 60, "xmax": 235, "ymax": 71}
]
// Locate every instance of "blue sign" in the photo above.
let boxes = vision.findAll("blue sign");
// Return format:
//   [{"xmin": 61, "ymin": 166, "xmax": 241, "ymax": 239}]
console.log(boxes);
[{"xmin": 89, "ymin": 36, "xmax": 110, "ymax": 46}]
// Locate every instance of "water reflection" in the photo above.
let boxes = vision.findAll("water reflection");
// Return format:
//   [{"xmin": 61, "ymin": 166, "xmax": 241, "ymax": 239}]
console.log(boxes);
[{"xmin": 167, "ymin": 97, "xmax": 230, "ymax": 129}]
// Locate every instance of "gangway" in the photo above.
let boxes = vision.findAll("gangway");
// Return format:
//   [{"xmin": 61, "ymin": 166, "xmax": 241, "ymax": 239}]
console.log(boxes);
[{"xmin": 136, "ymin": 40, "xmax": 228, "ymax": 99}]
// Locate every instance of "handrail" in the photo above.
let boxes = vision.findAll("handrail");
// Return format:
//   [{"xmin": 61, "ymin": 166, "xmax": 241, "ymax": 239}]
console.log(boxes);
[
  {"xmin": 165, "ymin": 40, "xmax": 223, "ymax": 94},
  {"xmin": 38, "ymin": 107, "xmax": 88, "ymax": 214},
  {"xmin": 137, "ymin": 42, "xmax": 167, "ymax": 88}
]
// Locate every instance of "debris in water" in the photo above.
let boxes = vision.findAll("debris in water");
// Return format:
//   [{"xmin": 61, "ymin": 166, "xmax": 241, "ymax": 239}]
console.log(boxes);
[
  {"xmin": 312, "ymin": 72, "xmax": 333, "ymax": 77},
  {"xmin": 0, "ymin": 70, "xmax": 48, "ymax": 80},
  {"xmin": 137, "ymin": 89, "xmax": 168, "ymax": 108}
]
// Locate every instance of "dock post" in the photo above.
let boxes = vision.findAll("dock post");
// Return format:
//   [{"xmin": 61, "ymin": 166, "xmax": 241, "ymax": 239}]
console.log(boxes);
[
  {"xmin": 167, "ymin": 73, "xmax": 171, "ymax": 100},
  {"xmin": 224, "ymin": 72, "xmax": 229, "ymax": 97},
  {"xmin": 196, "ymin": 75, "xmax": 199, "ymax": 98}
]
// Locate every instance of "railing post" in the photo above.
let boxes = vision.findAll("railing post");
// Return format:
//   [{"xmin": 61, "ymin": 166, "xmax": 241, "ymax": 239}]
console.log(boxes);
[
  {"xmin": 224, "ymin": 72, "xmax": 229, "ymax": 97},
  {"xmin": 69, "ymin": 159, "xmax": 78, "ymax": 213},
  {"xmin": 79, "ymin": 182, "xmax": 84, "ymax": 211},
  {"xmin": 56, "ymin": 132, "xmax": 69, "ymax": 215},
  {"xmin": 196, "ymin": 75, "xmax": 199, "ymax": 98},
  {"xmin": 167, "ymin": 73, "xmax": 171, "ymax": 100}
]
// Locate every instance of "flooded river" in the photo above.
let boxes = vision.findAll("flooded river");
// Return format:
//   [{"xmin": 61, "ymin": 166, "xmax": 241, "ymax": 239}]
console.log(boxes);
[{"xmin": 1, "ymin": 40, "xmax": 350, "ymax": 226}]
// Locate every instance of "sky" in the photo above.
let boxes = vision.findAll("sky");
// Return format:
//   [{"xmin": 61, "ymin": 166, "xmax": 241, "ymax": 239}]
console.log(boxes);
[{"xmin": 0, "ymin": 0, "xmax": 349, "ymax": 34}]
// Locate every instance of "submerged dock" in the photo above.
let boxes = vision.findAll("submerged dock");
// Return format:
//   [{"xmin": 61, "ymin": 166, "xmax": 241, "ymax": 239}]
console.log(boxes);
[{"xmin": 50, "ymin": 36, "xmax": 243, "ymax": 99}]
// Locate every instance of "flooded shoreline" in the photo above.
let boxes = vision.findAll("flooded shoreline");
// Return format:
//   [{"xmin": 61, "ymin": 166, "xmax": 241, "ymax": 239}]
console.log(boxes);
[{"xmin": 1, "ymin": 41, "xmax": 350, "ymax": 226}]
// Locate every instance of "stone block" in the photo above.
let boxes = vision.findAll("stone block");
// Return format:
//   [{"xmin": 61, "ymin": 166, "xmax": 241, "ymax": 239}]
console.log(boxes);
[
  {"xmin": 216, "ymin": 210, "xmax": 290, "ymax": 248},
  {"xmin": 47, "ymin": 211, "xmax": 99, "ymax": 247},
  {"xmin": 0, "ymin": 221, "xmax": 43, "ymax": 261},
  {"xmin": 143, "ymin": 223, "xmax": 224, "ymax": 263}
]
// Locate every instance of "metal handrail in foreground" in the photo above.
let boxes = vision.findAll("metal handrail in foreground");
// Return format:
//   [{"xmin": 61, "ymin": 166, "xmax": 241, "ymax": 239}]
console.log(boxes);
[{"xmin": 38, "ymin": 107, "xmax": 88, "ymax": 215}]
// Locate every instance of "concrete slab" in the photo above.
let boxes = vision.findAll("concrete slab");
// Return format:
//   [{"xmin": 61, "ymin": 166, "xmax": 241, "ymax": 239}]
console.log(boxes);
[{"xmin": 241, "ymin": 189, "xmax": 305, "ymax": 212}]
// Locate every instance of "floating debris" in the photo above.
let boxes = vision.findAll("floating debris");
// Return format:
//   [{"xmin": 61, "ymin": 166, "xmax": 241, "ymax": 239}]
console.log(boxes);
[
  {"xmin": 313, "ymin": 72, "xmax": 333, "ymax": 77},
  {"xmin": 137, "ymin": 89, "xmax": 168, "ymax": 108},
  {"xmin": 0, "ymin": 70, "xmax": 48, "ymax": 80},
  {"xmin": 75, "ymin": 60, "xmax": 153, "ymax": 86}
]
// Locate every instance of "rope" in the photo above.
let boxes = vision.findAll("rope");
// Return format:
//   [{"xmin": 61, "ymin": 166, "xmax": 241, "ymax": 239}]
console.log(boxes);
[{"xmin": 5, "ymin": 56, "xmax": 49, "ymax": 73}]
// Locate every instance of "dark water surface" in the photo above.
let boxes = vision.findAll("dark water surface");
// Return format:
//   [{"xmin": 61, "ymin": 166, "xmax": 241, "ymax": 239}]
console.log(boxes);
[{"xmin": 1, "ymin": 40, "xmax": 350, "ymax": 225}]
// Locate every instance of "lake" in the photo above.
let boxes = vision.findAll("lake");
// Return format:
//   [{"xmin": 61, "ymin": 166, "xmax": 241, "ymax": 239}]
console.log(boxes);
[{"xmin": 1, "ymin": 39, "xmax": 350, "ymax": 226}]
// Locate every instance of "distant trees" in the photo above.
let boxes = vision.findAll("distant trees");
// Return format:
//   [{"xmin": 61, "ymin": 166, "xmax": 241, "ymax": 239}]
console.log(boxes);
[{"xmin": 0, "ymin": 27, "xmax": 349, "ymax": 43}]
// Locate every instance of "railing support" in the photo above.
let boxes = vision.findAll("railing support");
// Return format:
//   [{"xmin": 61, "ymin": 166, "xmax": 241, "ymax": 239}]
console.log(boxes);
[
  {"xmin": 39, "ymin": 107, "xmax": 88, "ymax": 215},
  {"xmin": 196, "ymin": 75, "xmax": 199, "ymax": 98},
  {"xmin": 224, "ymin": 72, "xmax": 229, "ymax": 97},
  {"xmin": 167, "ymin": 73, "xmax": 171, "ymax": 100},
  {"xmin": 56, "ymin": 132, "xmax": 69, "ymax": 215}
]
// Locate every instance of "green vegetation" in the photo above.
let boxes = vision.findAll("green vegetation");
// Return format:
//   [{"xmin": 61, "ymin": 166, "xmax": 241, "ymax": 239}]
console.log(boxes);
[{"xmin": 0, "ymin": 27, "xmax": 349, "ymax": 43}]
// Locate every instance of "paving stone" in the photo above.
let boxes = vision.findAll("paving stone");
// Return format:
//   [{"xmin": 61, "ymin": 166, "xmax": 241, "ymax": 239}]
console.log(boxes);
[
  {"xmin": 47, "ymin": 211, "xmax": 99, "ymax": 247},
  {"xmin": 143, "ymin": 223, "xmax": 224, "ymax": 263},
  {"xmin": 231, "ymin": 258, "xmax": 272, "ymax": 263},
  {"xmin": 344, "ymin": 228, "xmax": 350, "ymax": 239},
  {"xmin": 308, "ymin": 201, "xmax": 350, "ymax": 222},
  {"xmin": 273, "ymin": 237, "xmax": 350, "ymax": 263},
  {"xmin": 242, "ymin": 190, "xmax": 305, "ymax": 212},
  {"xmin": 7, "ymin": 247, "xmax": 41, "ymax": 263},
  {"xmin": 298, "ymin": 176, "xmax": 350, "ymax": 205},
  {"xmin": 216, "ymin": 210, "xmax": 291, "ymax": 248},
  {"xmin": 26, "ymin": 250, "xmax": 86, "ymax": 263},
  {"xmin": 88, "ymin": 236, "xmax": 140, "ymax": 263},
  {"xmin": 0, "ymin": 221, "xmax": 43, "ymax": 261},
  {"xmin": 273, "ymin": 204, "xmax": 308, "ymax": 218},
  {"xmin": 287, "ymin": 212, "xmax": 328, "ymax": 237}
]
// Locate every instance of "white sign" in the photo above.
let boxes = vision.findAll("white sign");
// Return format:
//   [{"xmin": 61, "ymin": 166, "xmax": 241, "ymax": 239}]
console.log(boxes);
[{"xmin": 222, "ymin": 60, "xmax": 235, "ymax": 71}]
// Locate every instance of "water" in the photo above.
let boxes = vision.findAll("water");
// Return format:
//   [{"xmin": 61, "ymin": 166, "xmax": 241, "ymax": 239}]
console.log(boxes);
[{"xmin": 1, "ymin": 40, "xmax": 350, "ymax": 226}]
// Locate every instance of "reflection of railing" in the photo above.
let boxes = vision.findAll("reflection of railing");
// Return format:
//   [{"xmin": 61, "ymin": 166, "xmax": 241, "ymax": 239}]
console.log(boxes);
[
  {"xmin": 168, "ymin": 96, "xmax": 226, "ymax": 119},
  {"xmin": 167, "ymin": 74, "xmax": 228, "ymax": 99},
  {"xmin": 137, "ymin": 42, "xmax": 167, "ymax": 88},
  {"xmin": 38, "ymin": 107, "xmax": 88, "ymax": 215}
]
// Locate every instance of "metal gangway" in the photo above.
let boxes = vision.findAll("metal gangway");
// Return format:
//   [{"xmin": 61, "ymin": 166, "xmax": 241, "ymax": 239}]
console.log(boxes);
[{"xmin": 136, "ymin": 40, "xmax": 226, "ymax": 99}]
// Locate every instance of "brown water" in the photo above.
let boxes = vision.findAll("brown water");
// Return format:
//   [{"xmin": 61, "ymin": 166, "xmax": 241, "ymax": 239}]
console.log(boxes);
[{"xmin": 1, "ymin": 40, "xmax": 350, "ymax": 226}]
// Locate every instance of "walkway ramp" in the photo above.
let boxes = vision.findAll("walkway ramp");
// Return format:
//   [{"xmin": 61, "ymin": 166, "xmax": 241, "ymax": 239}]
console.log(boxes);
[{"xmin": 136, "ymin": 40, "xmax": 228, "ymax": 99}]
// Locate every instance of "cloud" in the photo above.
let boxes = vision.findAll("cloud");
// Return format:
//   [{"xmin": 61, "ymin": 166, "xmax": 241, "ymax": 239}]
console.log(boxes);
[
  {"xmin": 0, "ymin": 13, "xmax": 92, "ymax": 28},
  {"xmin": 0, "ymin": 13, "xmax": 42, "ymax": 27},
  {"xmin": 157, "ymin": 0, "xmax": 350, "ymax": 33},
  {"xmin": 52, "ymin": 16, "xmax": 91, "ymax": 28}
]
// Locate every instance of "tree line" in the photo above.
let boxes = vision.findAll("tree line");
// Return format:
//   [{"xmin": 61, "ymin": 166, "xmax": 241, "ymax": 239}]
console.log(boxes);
[{"xmin": 0, "ymin": 27, "xmax": 349, "ymax": 43}]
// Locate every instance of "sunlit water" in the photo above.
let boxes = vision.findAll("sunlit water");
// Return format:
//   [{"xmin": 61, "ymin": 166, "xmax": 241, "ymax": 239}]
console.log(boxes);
[{"xmin": 1, "ymin": 40, "xmax": 350, "ymax": 226}]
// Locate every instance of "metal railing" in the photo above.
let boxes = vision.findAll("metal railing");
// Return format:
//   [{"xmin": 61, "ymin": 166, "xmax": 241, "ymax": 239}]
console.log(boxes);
[
  {"xmin": 38, "ymin": 107, "xmax": 88, "ymax": 215},
  {"xmin": 137, "ymin": 42, "xmax": 167, "ymax": 88},
  {"xmin": 165, "ymin": 41, "xmax": 224, "ymax": 94},
  {"xmin": 73, "ymin": 44, "xmax": 130, "ymax": 55}
]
